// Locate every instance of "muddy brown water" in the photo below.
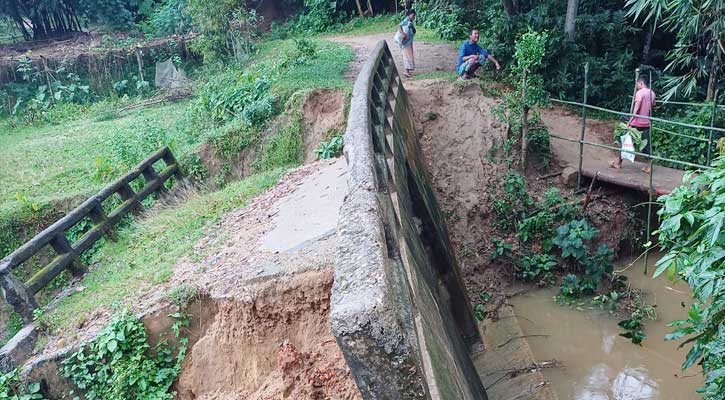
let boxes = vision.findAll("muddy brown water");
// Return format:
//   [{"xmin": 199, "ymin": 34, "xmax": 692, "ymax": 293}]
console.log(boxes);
[{"xmin": 510, "ymin": 254, "xmax": 703, "ymax": 399}]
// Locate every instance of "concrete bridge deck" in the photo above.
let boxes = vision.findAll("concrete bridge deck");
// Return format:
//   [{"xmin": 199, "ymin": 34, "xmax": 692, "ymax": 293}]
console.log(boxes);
[{"xmin": 542, "ymin": 108, "xmax": 687, "ymax": 196}]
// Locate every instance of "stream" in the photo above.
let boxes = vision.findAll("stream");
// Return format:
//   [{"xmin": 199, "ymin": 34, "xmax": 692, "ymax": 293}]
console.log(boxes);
[{"xmin": 510, "ymin": 254, "xmax": 703, "ymax": 399}]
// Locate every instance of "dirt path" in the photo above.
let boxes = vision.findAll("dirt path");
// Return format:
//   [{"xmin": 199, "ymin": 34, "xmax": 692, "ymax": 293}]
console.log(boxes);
[{"xmin": 329, "ymin": 33, "xmax": 458, "ymax": 80}]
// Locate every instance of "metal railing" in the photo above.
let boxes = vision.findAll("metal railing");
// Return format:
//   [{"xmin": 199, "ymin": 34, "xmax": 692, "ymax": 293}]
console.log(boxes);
[
  {"xmin": 0, "ymin": 147, "xmax": 182, "ymax": 323},
  {"xmin": 550, "ymin": 66, "xmax": 721, "ymax": 272}
]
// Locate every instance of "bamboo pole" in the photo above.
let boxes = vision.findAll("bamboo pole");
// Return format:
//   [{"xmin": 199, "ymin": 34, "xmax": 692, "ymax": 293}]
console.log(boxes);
[
  {"xmin": 707, "ymin": 88, "xmax": 719, "ymax": 166},
  {"xmin": 576, "ymin": 63, "xmax": 589, "ymax": 190},
  {"xmin": 521, "ymin": 69, "xmax": 528, "ymax": 171},
  {"xmin": 630, "ymin": 68, "xmax": 640, "ymax": 114},
  {"xmin": 644, "ymin": 69, "xmax": 654, "ymax": 275}
]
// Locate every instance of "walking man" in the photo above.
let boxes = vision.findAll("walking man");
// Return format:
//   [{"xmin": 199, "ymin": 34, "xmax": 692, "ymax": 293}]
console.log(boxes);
[
  {"xmin": 611, "ymin": 76, "xmax": 656, "ymax": 172},
  {"xmin": 457, "ymin": 29, "xmax": 501, "ymax": 79}
]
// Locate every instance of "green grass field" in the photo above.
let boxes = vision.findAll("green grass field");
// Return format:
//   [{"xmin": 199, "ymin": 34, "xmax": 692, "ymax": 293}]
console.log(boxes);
[
  {"xmin": 0, "ymin": 101, "xmax": 190, "ymax": 208},
  {"xmin": 1, "ymin": 36, "xmax": 355, "ymax": 336}
]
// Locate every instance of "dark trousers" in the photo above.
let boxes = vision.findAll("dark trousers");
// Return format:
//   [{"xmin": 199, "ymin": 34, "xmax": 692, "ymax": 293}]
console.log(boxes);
[
  {"xmin": 635, "ymin": 126, "xmax": 650, "ymax": 155},
  {"xmin": 464, "ymin": 62, "xmax": 481, "ymax": 77}
]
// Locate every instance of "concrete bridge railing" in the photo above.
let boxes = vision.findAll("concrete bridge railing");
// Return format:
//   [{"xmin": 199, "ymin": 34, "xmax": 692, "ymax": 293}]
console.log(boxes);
[{"xmin": 331, "ymin": 41, "xmax": 488, "ymax": 399}]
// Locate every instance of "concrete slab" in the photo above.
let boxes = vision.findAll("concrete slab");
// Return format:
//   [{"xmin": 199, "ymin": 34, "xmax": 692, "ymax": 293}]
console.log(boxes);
[
  {"xmin": 261, "ymin": 158, "xmax": 348, "ymax": 253},
  {"xmin": 475, "ymin": 305, "xmax": 558, "ymax": 400}
]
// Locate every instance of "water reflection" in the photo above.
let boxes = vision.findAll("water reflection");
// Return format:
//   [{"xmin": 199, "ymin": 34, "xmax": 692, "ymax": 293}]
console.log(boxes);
[
  {"xmin": 509, "ymin": 254, "xmax": 701, "ymax": 399},
  {"xmin": 574, "ymin": 363, "xmax": 659, "ymax": 399}
]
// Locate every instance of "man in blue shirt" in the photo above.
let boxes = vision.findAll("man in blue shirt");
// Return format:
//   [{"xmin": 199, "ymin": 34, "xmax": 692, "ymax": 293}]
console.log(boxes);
[{"xmin": 457, "ymin": 29, "xmax": 501, "ymax": 79}]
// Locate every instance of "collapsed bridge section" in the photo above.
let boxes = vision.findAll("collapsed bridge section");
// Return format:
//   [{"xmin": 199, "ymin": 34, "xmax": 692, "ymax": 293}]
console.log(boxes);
[{"xmin": 331, "ymin": 41, "xmax": 488, "ymax": 399}]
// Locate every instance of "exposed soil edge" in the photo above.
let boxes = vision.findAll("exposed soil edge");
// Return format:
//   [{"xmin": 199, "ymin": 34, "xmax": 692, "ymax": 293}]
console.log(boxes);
[{"xmin": 21, "ymin": 269, "xmax": 360, "ymax": 400}]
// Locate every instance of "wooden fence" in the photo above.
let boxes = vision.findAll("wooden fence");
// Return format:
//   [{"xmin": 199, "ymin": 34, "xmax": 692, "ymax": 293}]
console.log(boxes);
[{"xmin": 0, "ymin": 147, "xmax": 182, "ymax": 323}]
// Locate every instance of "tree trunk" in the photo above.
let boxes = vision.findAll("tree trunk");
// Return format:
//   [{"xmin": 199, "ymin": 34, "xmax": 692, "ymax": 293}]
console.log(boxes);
[
  {"xmin": 520, "ymin": 70, "xmax": 528, "ymax": 171},
  {"xmin": 501, "ymin": 0, "xmax": 517, "ymax": 18},
  {"xmin": 354, "ymin": 0, "xmax": 364, "ymax": 17},
  {"xmin": 522, "ymin": 107, "xmax": 529, "ymax": 171},
  {"xmin": 642, "ymin": 26, "xmax": 653, "ymax": 63},
  {"xmin": 707, "ymin": 61, "xmax": 719, "ymax": 101},
  {"xmin": 135, "ymin": 48, "xmax": 145, "ymax": 82},
  {"xmin": 564, "ymin": 0, "xmax": 579, "ymax": 41}
]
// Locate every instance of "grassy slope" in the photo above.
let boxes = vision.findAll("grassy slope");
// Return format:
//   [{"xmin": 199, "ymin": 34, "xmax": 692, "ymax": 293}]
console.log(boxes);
[
  {"xmin": 30, "ymin": 38, "xmax": 354, "ymax": 334},
  {"xmin": 0, "ymin": 102, "xmax": 189, "ymax": 207}
]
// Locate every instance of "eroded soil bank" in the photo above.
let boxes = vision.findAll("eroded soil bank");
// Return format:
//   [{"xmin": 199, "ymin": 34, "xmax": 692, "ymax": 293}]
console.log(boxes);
[
  {"xmin": 407, "ymin": 78, "xmax": 639, "ymax": 299},
  {"xmin": 176, "ymin": 270, "xmax": 360, "ymax": 400}
]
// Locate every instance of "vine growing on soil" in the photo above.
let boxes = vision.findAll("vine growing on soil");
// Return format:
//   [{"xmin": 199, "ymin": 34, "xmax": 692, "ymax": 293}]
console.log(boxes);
[
  {"xmin": 0, "ymin": 369, "xmax": 47, "ymax": 400},
  {"xmin": 61, "ymin": 310, "xmax": 189, "ymax": 400}
]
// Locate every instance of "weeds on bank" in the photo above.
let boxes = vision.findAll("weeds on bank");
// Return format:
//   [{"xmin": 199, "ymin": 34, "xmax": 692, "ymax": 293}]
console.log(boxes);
[
  {"xmin": 2, "ymin": 311, "xmax": 190, "ymax": 399},
  {"xmin": 484, "ymin": 162, "xmax": 645, "ymax": 325},
  {"xmin": 0, "ymin": 368, "xmax": 46, "ymax": 400},
  {"xmin": 315, "ymin": 134, "xmax": 344, "ymax": 159},
  {"xmin": 61, "ymin": 310, "xmax": 188, "ymax": 400},
  {"xmin": 486, "ymin": 173, "xmax": 654, "ymax": 333}
]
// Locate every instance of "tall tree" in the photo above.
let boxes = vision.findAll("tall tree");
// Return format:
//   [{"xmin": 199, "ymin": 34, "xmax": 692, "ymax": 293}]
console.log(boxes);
[
  {"xmin": 501, "ymin": 0, "xmax": 518, "ymax": 18},
  {"xmin": 564, "ymin": 0, "xmax": 579, "ymax": 41},
  {"xmin": 626, "ymin": 0, "xmax": 723, "ymax": 100},
  {"xmin": 0, "ymin": 0, "xmax": 83, "ymax": 40}
]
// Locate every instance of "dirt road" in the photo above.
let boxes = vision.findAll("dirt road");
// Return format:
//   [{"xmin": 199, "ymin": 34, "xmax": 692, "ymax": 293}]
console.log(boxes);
[{"xmin": 329, "ymin": 33, "xmax": 458, "ymax": 80}]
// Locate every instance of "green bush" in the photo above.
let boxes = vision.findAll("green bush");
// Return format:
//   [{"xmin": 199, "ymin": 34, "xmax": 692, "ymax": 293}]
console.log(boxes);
[
  {"xmin": 655, "ymin": 156, "xmax": 725, "ymax": 398},
  {"xmin": 314, "ymin": 135, "xmax": 343, "ymax": 159},
  {"xmin": 146, "ymin": 0, "xmax": 192, "ymax": 37},
  {"xmin": 416, "ymin": 2, "xmax": 467, "ymax": 40},
  {"xmin": 195, "ymin": 69, "xmax": 275, "ymax": 127},
  {"xmin": 61, "ymin": 310, "xmax": 188, "ymax": 400},
  {"xmin": 7, "ymin": 57, "xmax": 94, "ymax": 125},
  {"xmin": 553, "ymin": 219, "xmax": 597, "ymax": 262},
  {"xmin": 517, "ymin": 253, "xmax": 556, "ymax": 285},
  {"xmin": 0, "ymin": 369, "xmax": 46, "ymax": 400},
  {"xmin": 187, "ymin": 0, "xmax": 260, "ymax": 63},
  {"xmin": 652, "ymin": 106, "xmax": 723, "ymax": 169},
  {"xmin": 289, "ymin": 0, "xmax": 345, "ymax": 33}
]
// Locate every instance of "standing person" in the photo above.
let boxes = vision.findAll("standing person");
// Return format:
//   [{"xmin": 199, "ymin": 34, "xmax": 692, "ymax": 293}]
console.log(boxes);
[
  {"xmin": 610, "ymin": 76, "xmax": 656, "ymax": 172},
  {"xmin": 456, "ymin": 28, "xmax": 501, "ymax": 79},
  {"xmin": 396, "ymin": 10, "xmax": 417, "ymax": 78}
]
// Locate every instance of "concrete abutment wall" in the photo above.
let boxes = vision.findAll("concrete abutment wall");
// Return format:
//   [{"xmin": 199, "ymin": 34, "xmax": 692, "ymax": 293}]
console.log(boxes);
[{"xmin": 331, "ymin": 41, "xmax": 487, "ymax": 399}]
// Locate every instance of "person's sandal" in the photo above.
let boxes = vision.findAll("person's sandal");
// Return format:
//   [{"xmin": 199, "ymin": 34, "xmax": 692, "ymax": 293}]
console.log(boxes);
[{"xmin": 609, "ymin": 160, "xmax": 621, "ymax": 169}]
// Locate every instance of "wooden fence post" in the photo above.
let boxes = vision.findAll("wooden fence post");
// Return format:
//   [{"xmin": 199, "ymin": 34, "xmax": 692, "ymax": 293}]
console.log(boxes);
[
  {"xmin": 118, "ymin": 181, "xmax": 143, "ymax": 214},
  {"xmin": 0, "ymin": 272, "xmax": 38, "ymax": 324},
  {"xmin": 49, "ymin": 234, "xmax": 86, "ymax": 277},
  {"xmin": 142, "ymin": 165, "xmax": 168, "ymax": 196}
]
